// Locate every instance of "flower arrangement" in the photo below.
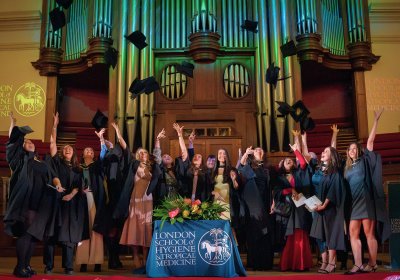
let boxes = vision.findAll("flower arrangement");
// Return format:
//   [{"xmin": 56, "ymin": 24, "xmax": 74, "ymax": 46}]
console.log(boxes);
[{"xmin": 153, "ymin": 196, "xmax": 227, "ymax": 228}]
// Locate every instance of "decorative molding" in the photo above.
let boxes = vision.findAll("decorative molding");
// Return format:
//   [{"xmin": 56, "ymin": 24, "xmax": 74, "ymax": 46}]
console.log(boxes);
[
  {"xmin": 369, "ymin": 2, "xmax": 400, "ymax": 23},
  {"xmin": 371, "ymin": 35, "xmax": 400, "ymax": 44},
  {"xmin": 0, "ymin": 10, "xmax": 41, "ymax": 31},
  {"xmin": 0, "ymin": 42, "xmax": 39, "ymax": 51}
]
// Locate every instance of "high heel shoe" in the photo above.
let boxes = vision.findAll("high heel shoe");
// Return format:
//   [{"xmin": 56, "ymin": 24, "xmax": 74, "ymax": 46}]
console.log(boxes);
[
  {"xmin": 319, "ymin": 263, "xmax": 336, "ymax": 274},
  {"xmin": 344, "ymin": 264, "xmax": 363, "ymax": 275},
  {"xmin": 317, "ymin": 262, "xmax": 328, "ymax": 273},
  {"xmin": 361, "ymin": 263, "xmax": 378, "ymax": 273}
]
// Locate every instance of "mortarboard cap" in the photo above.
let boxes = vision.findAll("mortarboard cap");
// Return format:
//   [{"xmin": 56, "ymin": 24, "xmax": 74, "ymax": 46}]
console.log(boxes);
[
  {"xmin": 91, "ymin": 110, "xmax": 108, "ymax": 130},
  {"xmin": 280, "ymin": 40, "xmax": 297, "ymax": 58},
  {"xmin": 300, "ymin": 116, "xmax": 315, "ymax": 132},
  {"xmin": 275, "ymin": 101, "xmax": 294, "ymax": 116},
  {"xmin": 241, "ymin": 20, "xmax": 258, "ymax": 33},
  {"xmin": 129, "ymin": 76, "xmax": 160, "ymax": 100},
  {"xmin": 290, "ymin": 100, "xmax": 310, "ymax": 122},
  {"xmin": 125, "ymin": 31, "xmax": 148, "ymax": 50},
  {"xmin": 104, "ymin": 47, "xmax": 118, "ymax": 69},
  {"xmin": 18, "ymin": 126, "xmax": 34, "ymax": 135},
  {"xmin": 266, "ymin": 63, "xmax": 281, "ymax": 88},
  {"xmin": 176, "ymin": 61, "xmax": 195, "ymax": 78},
  {"xmin": 49, "ymin": 8, "xmax": 66, "ymax": 31},
  {"xmin": 56, "ymin": 0, "xmax": 73, "ymax": 9}
]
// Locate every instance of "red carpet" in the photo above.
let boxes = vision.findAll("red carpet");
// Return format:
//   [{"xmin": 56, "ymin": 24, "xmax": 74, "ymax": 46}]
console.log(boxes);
[{"xmin": 0, "ymin": 272, "xmax": 399, "ymax": 279}]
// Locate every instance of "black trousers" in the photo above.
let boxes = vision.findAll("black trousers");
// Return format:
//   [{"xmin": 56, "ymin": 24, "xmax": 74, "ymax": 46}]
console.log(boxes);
[
  {"xmin": 16, "ymin": 232, "xmax": 36, "ymax": 270},
  {"xmin": 43, "ymin": 238, "xmax": 75, "ymax": 270}
]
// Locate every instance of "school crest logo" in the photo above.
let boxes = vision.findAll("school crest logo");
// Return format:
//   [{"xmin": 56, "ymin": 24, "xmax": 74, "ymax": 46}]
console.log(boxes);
[
  {"xmin": 198, "ymin": 228, "xmax": 232, "ymax": 265},
  {"xmin": 14, "ymin": 82, "xmax": 45, "ymax": 117}
]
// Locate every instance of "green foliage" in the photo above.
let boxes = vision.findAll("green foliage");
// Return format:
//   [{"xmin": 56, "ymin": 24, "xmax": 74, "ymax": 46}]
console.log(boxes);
[{"xmin": 153, "ymin": 195, "xmax": 227, "ymax": 229}]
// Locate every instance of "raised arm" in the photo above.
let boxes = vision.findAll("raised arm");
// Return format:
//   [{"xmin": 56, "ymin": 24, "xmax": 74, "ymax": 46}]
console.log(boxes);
[
  {"xmin": 367, "ymin": 108, "xmax": 384, "ymax": 151},
  {"xmin": 173, "ymin": 123, "xmax": 188, "ymax": 161},
  {"xmin": 240, "ymin": 146, "xmax": 253, "ymax": 166},
  {"xmin": 301, "ymin": 132, "xmax": 310, "ymax": 158},
  {"xmin": 289, "ymin": 142, "xmax": 306, "ymax": 169},
  {"xmin": 188, "ymin": 130, "xmax": 195, "ymax": 161},
  {"xmin": 330, "ymin": 124, "xmax": 339, "ymax": 149},
  {"xmin": 153, "ymin": 128, "xmax": 166, "ymax": 165},
  {"xmin": 95, "ymin": 128, "xmax": 106, "ymax": 160},
  {"xmin": 292, "ymin": 129, "xmax": 301, "ymax": 153},
  {"xmin": 8, "ymin": 112, "xmax": 16, "ymax": 137},
  {"xmin": 111, "ymin": 122, "xmax": 127, "ymax": 150},
  {"xmin": 50, "ymin": 112, "xmax": 59, "ymax": 157}
]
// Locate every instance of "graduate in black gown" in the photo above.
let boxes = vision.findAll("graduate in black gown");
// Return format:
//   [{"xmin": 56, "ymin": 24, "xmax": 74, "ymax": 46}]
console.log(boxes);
[
  {"xmin": 44, "ymin": 112, "xmax": 85, "ymax": 275},
  {"xmin": 238, "ymin": 146, "xmax": 274, "ymax": 270},
  {"xmin": 102, "ymin": 122, "xmax": 128, "ymax": 269},
  {"xmin": 75, "ymin": 128, "xmax": 107, "ymax": 272},
  {"xmin": 3, "ymin": 113, "xmax": 59, "ymax": 278},
  {"xmin": 271, "ymin": 143, "xmax": 313, "ymax": 271},
  {"xmin": 343, "ymin": 109, "xmax": 390, "ymax": 274},
  {"xmin": 152, "ymin": 125, "xmax": 190, "ymax": 205},
  {"xmin": 310, "ymin": 146, "xmax": 346, "ymax": 274}
]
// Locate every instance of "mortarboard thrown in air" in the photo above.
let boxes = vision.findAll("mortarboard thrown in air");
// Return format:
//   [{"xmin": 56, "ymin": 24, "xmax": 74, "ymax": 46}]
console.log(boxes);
[
  {"xmin": 104, "ymin": 47, "xmax": 118, "ymax": 69},
  {"xmin": 129, "ymin": 76, "xmax": 160, "ymax": 100},
  {"xmin": 125, "ymin": 31, "xmax": 148, "ymax": 50},
  {"xmin": 290, "ymin": 100, "xmax": 310, "ymax": 122},
  {"xmin": 280, "ymin": 40, "xmax": 297, "ymax": 58},
  {"xmin": 241, "ymin": 20, "xmax": 258, "ymax": 33},
  {"xmin": 276, "ymin": 101, "xmax": 295, "ymax": 116},
  {"xmin": 49, "ymin": 8, "xmax": 66, "ymax": 31},
  {"xmin": 169, "ymin": 61, "xmax": 195, "ymax": 78},
  {"xmin": 91, "ymin": 110, "xmax": 108, "ymax": 131},
  {"xmin": 56, "ymin": 0, "xmax": 73, "ymax": 9},
  {"xmin": 300, "ymin": 116, "xmax": 315, "ymax": 132},
  {"xmin": 266, "ymin": 62, "xmax": 292, "ymax": 89}
]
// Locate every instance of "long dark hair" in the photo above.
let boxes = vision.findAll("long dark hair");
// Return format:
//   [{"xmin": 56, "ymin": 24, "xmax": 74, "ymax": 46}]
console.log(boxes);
[
  {"xmin": 189, "ymin": 153, "xmax": 204, "ymax": 176},
  {"xmin": 214, "ymin": 148, "xmax": 232, "ymax": 184},
  {"xmin": 318, "ymin": 146, "xmax": 342, "ymax": 175},
  {"xmin": 345, "ymin": 142, "xmax": 364, "ymax": 173},
  {"xmin": 60, "ymin": 144, "xmax": 80, "ymax": 169}
]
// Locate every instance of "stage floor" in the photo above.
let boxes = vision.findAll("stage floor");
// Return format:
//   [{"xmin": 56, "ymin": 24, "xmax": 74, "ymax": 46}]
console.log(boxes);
[{"xmin": 0, "ymin": 253, "xmax": 397, "ymax": 278}]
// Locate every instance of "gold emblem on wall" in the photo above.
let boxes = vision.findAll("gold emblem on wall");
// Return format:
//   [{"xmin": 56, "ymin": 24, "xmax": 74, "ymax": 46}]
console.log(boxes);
[{"xmin": 13, "ymin": 82, "xmax": 46, "ymax": 117}]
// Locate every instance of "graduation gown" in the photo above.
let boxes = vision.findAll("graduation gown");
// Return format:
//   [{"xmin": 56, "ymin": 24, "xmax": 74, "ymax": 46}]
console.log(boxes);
[
  {"xmin": 3, "ymin": 127, "xmax": 57, "ymax": 241},
  {"xmin": 238, "ymin": 163, "xmax": 274, "ymax": 270},
  {"xmin": 310, "ymin": 170, "xmax": 347, "ymax": 251},
  {"xmin": 81, "ymin": 159, "xmax": 106, "ymax": 236},
  {"xmin": 50, "ymin": 154, "xmax": 85, "ymax": 246},
  {"xmin": 112, "ymin": 150, "xmax": 161, "ymax": 221}
]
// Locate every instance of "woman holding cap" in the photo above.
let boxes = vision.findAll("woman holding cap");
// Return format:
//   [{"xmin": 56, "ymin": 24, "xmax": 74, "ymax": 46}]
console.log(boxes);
[
  {"xmin": 44, "ymin": 112, "xmax": 85, "ymax": 275},
  {"xmin": 344, "ymin": 109, "xmax": 390, "ymax": 274},
  {"xmin": 238, "ymin": 146, "xmax": 274, "ymax": 270},
  {"xmin": 4, "ymin": 112, "xmax": 60, "ymax": 278},
  {"xmin": 113, "ymin": 130, "xmax": 161, "ymax": 271},
  {"xmin": 75, "ymin": 128, "xmax": 107, "ymax": 273}
]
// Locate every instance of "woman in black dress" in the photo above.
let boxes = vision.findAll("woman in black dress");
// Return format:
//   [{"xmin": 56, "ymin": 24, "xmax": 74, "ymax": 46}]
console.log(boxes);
[
  {"xmin": 310, "ymin": 146, "xmax": 346, "ymax": 274},
  {"xmin": 4, "ymin": 113, "xmax": 60, "ymax": 278},
  {"xmin": 45, "ymin": 112, "xmax": 85, "ymax": 275},
  {"xmin": 344, "ymin": 109, "xmax": 390, "ymax": 274},
  {"xmin": 238, "ymin": 146, "xmax": 274, "ymax": 270}
]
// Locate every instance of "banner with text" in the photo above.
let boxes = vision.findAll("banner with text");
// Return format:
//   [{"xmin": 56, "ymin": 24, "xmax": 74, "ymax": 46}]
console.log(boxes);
[{"xmin": 147, "ymin": 220, "xmax": 246, "ymax": 277}]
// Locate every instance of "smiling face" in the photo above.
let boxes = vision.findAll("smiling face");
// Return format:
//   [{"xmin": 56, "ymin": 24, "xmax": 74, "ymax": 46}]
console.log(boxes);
[
  {"xmin": 321, "ymin": 147, "xmax": 331, "ymax": 163},
  {"xmin": 83, "ymin": 147, "xmax": 94, "ymax": 160},
  {"xmin": 23, "ymin": 139, "xmax": 35, "ymax": 152},
  {"xmin": 136, "ymin": 148, "xmax": 149, "ymax": 162},
  {"xmin": 162, "ymin": 154, "xmax": 173, "ymax": 166},
  {"xmin": 62, "ymin": 145, "xmax": 74, "ymax": 161},
  {"xmin": 347, "ymin": 143, "xmax": 358, "ymax": 161},
  {"xmin": 206, "ymin": 156, "xmax": 216, "ymax": 169},
  {"xmin": 283, "ymin": 157, "xmax": 294, "ymax": 171},
  {"xmin": 217, "ymin": 149, "xmax": 226, "ymax": 164},
  {"xmin": 193, "ymin": 154, "xmax": 203, "ymax": 167},
  {"xmin": 254, "ymin": 147, "xmax": 264, "ymax": 161}
]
